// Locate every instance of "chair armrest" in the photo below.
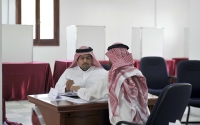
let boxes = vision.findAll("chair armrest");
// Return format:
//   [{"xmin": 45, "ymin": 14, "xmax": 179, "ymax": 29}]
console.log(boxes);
[
  {"xmin": 168, "ymin": 75, "xmax": 177, "ymax": 83},
  {"xmin": 116, "ymin": 121, "xmax": 141, "ymax": 125}
]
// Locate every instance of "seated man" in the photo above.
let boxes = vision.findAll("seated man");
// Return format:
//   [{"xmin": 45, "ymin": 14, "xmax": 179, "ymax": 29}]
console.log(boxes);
[
  {"xmin": 71, "ymin": 43, "xmax": 149, "ymax": 125},
  {"xmin": 55, "ymin": 46, "xmax": 107, "ymax": 93}
]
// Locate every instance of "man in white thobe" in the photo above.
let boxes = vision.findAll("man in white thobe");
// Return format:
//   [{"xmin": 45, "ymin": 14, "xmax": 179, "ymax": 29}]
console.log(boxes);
[
  {"xmin": 55, "ymin": 46, "xmax": 107, "ymax": 93},
  {"xmin": 71, "ymin": 43, "xmax": 149, "ymax": 125}
]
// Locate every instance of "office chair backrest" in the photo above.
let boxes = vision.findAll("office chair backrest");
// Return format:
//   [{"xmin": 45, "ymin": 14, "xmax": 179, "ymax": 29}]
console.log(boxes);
[
  {"xmin": 146, "ymin": 83, "xmax": 191, "ymax": 125},
  {"xmin": 177, "ymin": 60, "xmax": 200, "ymax": 98},
  {"xmin": 101, "ymin": 64, "xmax": 111, "ymax": 71},
  {"xmin": 140, "ymin": 56, "xmax": 169, "ymax": 89}
]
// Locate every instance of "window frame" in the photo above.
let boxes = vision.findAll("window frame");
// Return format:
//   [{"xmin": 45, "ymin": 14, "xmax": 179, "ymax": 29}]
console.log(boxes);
[{"xmin": 16, "ymin": 0, "xmax": 59, "ymax": 46}]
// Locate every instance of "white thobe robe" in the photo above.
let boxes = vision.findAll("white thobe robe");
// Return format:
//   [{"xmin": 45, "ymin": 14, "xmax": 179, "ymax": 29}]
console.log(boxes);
[
  {"xmin": 55, "ymin": 66, "xmax": 107, "ymax": 93},
  {"xmin": 77, "ymin": 70, "xmax": 150, "ymax": 125}
]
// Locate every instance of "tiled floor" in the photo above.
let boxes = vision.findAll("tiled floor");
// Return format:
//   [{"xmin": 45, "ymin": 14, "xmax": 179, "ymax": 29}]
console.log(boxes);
[
  {"xmin": 4, "ymin": 100, "xmax": 200, "ymax": 125},
  {"xmin": 182, "ymin": 114, "xmax": 200, "ymax": 125},
  {"xmin": 5, "ymin": 100, "xmax": 35, "ymax": 125}
]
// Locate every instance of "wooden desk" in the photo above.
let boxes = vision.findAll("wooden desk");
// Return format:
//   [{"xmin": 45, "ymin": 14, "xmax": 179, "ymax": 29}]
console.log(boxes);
[
  {"xmin": 28, "ymin": 94, "xmax": 157, "ymax": 125},
  {"xmin": 148, "ymin": 94, "xmax": 158, "ymax": 112}
]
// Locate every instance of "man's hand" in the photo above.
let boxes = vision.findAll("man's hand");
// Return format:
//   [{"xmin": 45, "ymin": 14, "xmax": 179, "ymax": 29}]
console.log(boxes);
[
  {"xmin": 65, "ymin": 80, "xmax": 74, "ymax": 92},
  {"xmin": 70, "ymin": 86, "xmax": 81, "ymax": 91}
]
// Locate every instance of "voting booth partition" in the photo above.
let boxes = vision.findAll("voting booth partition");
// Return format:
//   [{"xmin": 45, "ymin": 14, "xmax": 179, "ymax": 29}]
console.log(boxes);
[
  {"xmin": 2, "ymin": 24, "xmax": 34, "ymax": 124},
  {"xmin": 2, "ymin": 24, "xmax": 33, "ymax": 63},
  {"xmin": 131, "ymin": 27, "xmax": 164, "ymax": 60},
  {"xmin": 66, "ymin": 25, "xmax": 106, "ymax": 60}
]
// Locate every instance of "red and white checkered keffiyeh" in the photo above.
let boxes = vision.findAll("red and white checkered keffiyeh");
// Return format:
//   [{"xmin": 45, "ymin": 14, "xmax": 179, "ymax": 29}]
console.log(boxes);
[
  {"xmin": 69, "ymin": 46, "xmax": 103, "ymax": 68},
  {"xmin": 106, "ymin": 43, "xmax": 149, "ymax": 124}
]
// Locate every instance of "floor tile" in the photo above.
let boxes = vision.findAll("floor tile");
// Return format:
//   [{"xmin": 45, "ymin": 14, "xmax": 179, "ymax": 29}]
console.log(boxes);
[
  {"xmin": 21, "ymin": 103, "xmax": 35, "ymax": 108},
  {"xmin": 7, "ymin": 117, "xmax": 29, "ymax": 123},
  {"xmin": 18, "ymin": 112, "xmax": 32, "ymax": 117},
  {"xmin": 5, "ymin": 101, "xmax": 20, "ymax": 106},
  {"xmin": 6, "ymin": 105, "xmax": 27, "ymax": 109},
  {"xmin": 9, "ymin": 108, "xmax": 32, "ymax": 113},
  {"xmin": 182, "ymin": 114, "xmax": 200, "ymax": 122},
  {"xmin": 6, "ymin": 109, "xmax": 15, "ymax": 113},
  {"xmin": 6, "ymin": 113, "xmax": 24, "ymax": 118}
]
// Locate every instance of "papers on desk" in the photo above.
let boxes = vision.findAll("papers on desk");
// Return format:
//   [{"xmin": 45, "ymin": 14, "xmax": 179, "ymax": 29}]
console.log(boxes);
[
  {"xmin": 48, "ymin": 88, "xmax": 78, "ymax": 100},
  {"xmin": 42, "ymin": 96, "xmax": 107, "ymax": 104},
  {"xmin": 148, "ymin": 93, "xmax": 158, "ymax": 99},
  {"xmin": 62, "ymin": 98, "xmax": 89, "ymax": 104},
  {"xmin": 60, "ymin": 95, "xmax": 108, "ymax": 104},
  {"xmin": 48, "ymin": 88, "xmax": 61, "ymax": 99},
  {"xmin": 60, "ymin": 92, "xmax": 78, "ymax": 97},
  {"xmin": 47, "ymin": 88, "xmax": 108, "ymax": 104},
  {"xmin": 39, "ymin": 96, "xmax": 72, "ymax": 102}
]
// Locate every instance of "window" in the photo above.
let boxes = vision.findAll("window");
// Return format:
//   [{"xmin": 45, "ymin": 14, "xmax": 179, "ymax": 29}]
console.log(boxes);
[{"xmin": 16, "ymin": 0, "xmax": 59, "ymax": 46}]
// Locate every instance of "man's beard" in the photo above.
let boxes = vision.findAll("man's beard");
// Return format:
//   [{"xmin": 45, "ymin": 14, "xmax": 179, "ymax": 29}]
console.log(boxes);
[{"xmin": 81, "ymin": 63, "xmax": 90, "ymax": 71}]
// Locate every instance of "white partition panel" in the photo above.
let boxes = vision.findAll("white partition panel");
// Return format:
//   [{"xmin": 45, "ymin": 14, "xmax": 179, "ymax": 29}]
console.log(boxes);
[
  {"xmin": 131, "ymin": 27, "xmax": 141, "ymax": 60},
  {"xmin": 66, "ymin": 25, "xmax": 105, "ymax": 60},
  {"xmin": 132, "ymin": 27, "xmax": 164, "ymax": 59},
  {"xmin": 0, "ymin": 0, "xmax": 2, "ymax": 123},
  {"xmin": 184, "ymin": 28, "xmax": 189, "ymax": 58},
  {"xmin": 2, "ymin": 24, "xmax": 33, "ymax": 62},
  {"xmin": 66, "ymin": 25, "xmax": 77, "ymax": 60},
  {"xmin": 142, "ymin": 28, "xmax": 164, "ymax": 57}
]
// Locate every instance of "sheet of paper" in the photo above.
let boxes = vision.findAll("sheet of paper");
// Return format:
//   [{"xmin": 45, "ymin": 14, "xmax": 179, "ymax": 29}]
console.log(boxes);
[
  {"xmin": 61, "ymin": 96, "xmax": 108, "ymax": 104},
  {"xmin": 60, "ymin": 92, "xmax": 78, "ymax": 97},
  {"xmin": 48, "ymin": 88, "xmax": 61, "ymax": 99},
  {"xmin": 148, "ymin": 93, "xmax": 158, "ymax": 99},
  {"xmin": 40, "ymin": 96, "xmax": 74, "ymax": 101},
  {"xmin": 64, "ymin": 98, "xmax": 89, "ymax": 104}
]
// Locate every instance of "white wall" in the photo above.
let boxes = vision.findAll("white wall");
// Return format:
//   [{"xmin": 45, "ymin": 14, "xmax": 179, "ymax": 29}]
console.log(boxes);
[
  {"xmin": 2, "ymin": 0, "xmax": 8, "ymax": 24},
  {"xmin": 157, "ymin": 0, "xmax": 189, "ymax": 59},
  {"xmin": 2, "ymin": 0, "xmax": 15, "ymax": 24},
  {"xmin": 37, "ymin": 0, "xmax": 189, "ymax": 70},
  {"xmin": 0, "ymin": 0, "xmax": 3, "ymax": 123},
  {"xmin": 2, "ymin": 0, "xmax": 189, "ymax": 71},
  {"xmin": 188, "ymin": 0, "xmax": 200, "ymax": 60},
  {"xmin": 34, "ymin": 0, "xmax": 155, "ymax": 70},
  {"xmin": 188, "ymin": 0, "xmax": 200, "ymax": 116}
]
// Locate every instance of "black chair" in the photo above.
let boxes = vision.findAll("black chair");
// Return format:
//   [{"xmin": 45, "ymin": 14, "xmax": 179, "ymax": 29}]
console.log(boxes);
[
  {"xmin": 140, "ymin": 56, "xmax": 176, "ymax": 96},
  {"xmin": 101, "ymin": 64, "xmax": 111, "ymax": 71},
  {"xmin": 177, "ymin": 60, "xmax": 200, "ymax": 125},
  {"xmin": 116, "ymin": 83, "xmax": 192, "ymax": 125}
]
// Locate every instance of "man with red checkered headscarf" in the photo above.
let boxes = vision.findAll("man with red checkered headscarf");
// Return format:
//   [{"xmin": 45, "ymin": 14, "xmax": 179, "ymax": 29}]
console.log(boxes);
[
  {"xmin": 55, "ymin": 46, "xmax": 107, "ymax": 93},
  {"xmin": 71, "ymin": 43, "xmax": 149, "ymax": 125}
]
